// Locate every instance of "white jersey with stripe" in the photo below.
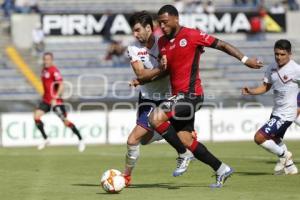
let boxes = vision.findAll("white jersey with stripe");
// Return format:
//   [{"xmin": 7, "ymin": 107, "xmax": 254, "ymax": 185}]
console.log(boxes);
[
  {"xmin": 264, "ymin": 60, "xmax": 300, "ymax": 121},
  {"xmin": 127, "ymin": 36, "xmax": 171, "ymax": 100}
]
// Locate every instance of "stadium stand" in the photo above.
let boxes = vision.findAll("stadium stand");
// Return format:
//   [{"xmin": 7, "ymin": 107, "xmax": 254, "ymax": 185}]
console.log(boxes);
[
  {"xmin": 0, "ymin": 13, "xmax": 38, "ymax": 101},
  {"xmin": 37, "ymin": 0, "xmax": 294, "ymax": 14},
  {"xmin": 43, "ymin": 36, "xmax": 135, "ymax": 101},
  {"xmin": 1, "ymin": 0, "xmax": 299, "ymax": 110}
]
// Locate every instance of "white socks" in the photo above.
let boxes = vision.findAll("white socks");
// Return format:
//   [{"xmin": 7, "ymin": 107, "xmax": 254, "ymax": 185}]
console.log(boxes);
[
  {"xmin": 216, "ymin": 163, "xmax": 230, "ymax": 175},
  {"xmin": 179, "ymin": 149, "xmax": 193, "ymax": 158},
  {"xmin": 125, "ymin": 144, "xmax": 140, "ymax": 167},
  {"xmin": 260, "ymin": 140, "xmax": 284, "ymax": 157}
]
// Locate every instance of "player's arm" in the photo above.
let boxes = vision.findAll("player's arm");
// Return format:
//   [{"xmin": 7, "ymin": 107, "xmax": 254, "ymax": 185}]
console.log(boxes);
[
  {"xmin": 211, "ymin": 39, "xmax": 263, "ymax": 69},
  {"xmin": 55, "ymin": 81, "xmax": 64, "ymax": 98},
  {"xmin": 242, "ymin": 82, "xmax": 272, "ymax": 95},
  {"xmin": 130, "ymin": 60, "xmax": 164, "ymax": 82},
  {"xmin": 51, "ymin": 81, "xmax": 63, "ymax": 105}
]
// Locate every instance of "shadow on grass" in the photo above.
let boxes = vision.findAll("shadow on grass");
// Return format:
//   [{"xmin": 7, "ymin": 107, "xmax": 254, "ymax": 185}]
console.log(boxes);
[
  {"xmin": 235, "ymin": 171, "xmax": 272, "ymax": 176},
  {"xmin": 72, "ymin": 183, "xmax": 99, "ymax": 187},
  {"xmin": 128, "ymin": 182, "xmax": 208, "ymax": 189},
  {"xmin": 265, "ymin": 160, "xmax": 277, "ymax": 164}
]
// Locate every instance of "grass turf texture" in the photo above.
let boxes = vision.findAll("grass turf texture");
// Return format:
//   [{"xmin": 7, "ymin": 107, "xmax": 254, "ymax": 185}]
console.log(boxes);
[{"xmin": 0, "ymin": 141, "xmax": 300, "ymax": 200}]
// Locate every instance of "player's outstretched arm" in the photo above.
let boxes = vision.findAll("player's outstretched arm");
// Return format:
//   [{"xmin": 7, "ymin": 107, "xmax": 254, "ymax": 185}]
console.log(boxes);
[
  {"xmin": 242, "ymin": 82, "xmax": 271, "ymax": 95},
  {"xmin": 212, "ymin": 39, "xmax": 263, "ymax": 69}
]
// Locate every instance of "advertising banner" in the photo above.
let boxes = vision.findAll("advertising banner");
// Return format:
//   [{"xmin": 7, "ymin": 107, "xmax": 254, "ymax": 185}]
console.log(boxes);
[
  {"xmin": 1, "ymin": 112, "xmax": 106, "ymax": 147},
  {"xmin": 42, "ymin": 12, "xmax": 286, "ymax": 36},
  {"xmin": 211, "ymin": 108, "xmax": 300, "ymax": 141}
]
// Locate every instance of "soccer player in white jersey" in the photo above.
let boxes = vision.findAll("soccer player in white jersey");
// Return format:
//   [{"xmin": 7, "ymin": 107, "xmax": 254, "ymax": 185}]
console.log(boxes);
[
  {"xmin": 123, "ymin": 11, "xmax": 195, "ymax": 186},
  {"xmin": 242, "ymin": 39, "xmax": 299, "ymax": 175}
]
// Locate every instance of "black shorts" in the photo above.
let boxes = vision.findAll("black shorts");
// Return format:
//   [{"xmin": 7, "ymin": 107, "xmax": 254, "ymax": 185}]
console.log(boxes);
[
  {"xmin": 37, "ymin": 101, "xmax": 67, "ymax": 121},
  {"xmin": 160, "ymin": 93, "xmax": 204, "ymax": 132}
]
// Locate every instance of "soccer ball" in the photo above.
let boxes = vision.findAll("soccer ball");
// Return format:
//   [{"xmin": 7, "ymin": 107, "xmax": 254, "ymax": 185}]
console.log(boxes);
[{"xmin": 100, "ymin": 169, "xmax": 126, "ymax": 193}]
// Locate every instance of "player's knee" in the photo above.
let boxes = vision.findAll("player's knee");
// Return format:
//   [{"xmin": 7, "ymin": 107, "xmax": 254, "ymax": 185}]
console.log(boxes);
[
  {"xmin": 149, "ymin": 111, "xmax": 167, "ymax": 128},
  {"xmin": 254, "ymin": 132, "xmax": 265, "ymax": 145},
  {"xmin": 34, "ymin": 115, "xmax": 42, "ymax": 123},
  {"xmin": 34, "ymin": 112, "xmax": 42, "ymax": 121},
  {"xmin": 64, "ymin": 120, "xmax": 73, "ymax": 127},
  {"xmin": 127, "ymin": 137, "xmax": 139, "ymax": 146}
]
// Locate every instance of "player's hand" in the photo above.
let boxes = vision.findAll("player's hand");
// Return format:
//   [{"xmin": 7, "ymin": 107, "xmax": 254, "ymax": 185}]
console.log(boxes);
[
  {"xmin": 160, "ymin": 55, "xmax": 167, "ymax": 70},
  {"xmin": 241, "ymin": 87, "xmax": 252, "ymax": 95},
  {"xmin": 129, "ymin": 79, "xmax": 140, "ymax": 87},
  {"xmin": 51, "ymin": 99, "xmax": 57, "ymax": 106},
  {"xmin": 244, "ymin": 57, "xmax": 264, "ymax": 69}
]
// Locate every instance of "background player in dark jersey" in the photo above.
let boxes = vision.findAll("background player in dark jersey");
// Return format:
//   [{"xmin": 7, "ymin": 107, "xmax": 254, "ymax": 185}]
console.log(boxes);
[
  {"xmin": 34, "ymin": 52, "xmax": 85, "ymax": 152},
  {"xmin": 149, "ymin": 5, "xmax": 263, "ymax": 188}
]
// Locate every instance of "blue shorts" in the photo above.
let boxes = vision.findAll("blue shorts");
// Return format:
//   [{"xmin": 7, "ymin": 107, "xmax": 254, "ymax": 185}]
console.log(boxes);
[
  {"xmin": 258, "ymin": 115, "xmax": 292, "ymax": 139},
  {"xmin": 136, "ymin": 96, "xmax": 163, "ymax": 131},
  {"xmin": 297, "ymin": 92, "xmax": 300, "ymax": 107}
]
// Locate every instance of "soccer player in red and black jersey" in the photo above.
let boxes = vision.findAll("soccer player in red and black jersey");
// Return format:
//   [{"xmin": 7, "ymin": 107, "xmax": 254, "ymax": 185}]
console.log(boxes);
[
  {"xmin": 149, "ymin": 5, "xmax": 263, "ymax": 188},
  {"xmin": 33, "ymin": 52, "xmax": 85, "ymax": 152}
]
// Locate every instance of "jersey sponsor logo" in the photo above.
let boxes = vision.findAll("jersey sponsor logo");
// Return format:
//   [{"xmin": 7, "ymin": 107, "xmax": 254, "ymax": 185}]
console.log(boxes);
[
  {"xmin": 137, "ymin": 51, "xmax": 148, "ymax": 56},
  {"xmin": 179, "ymin": 39, "xmax": 187, "ymax": 47}
]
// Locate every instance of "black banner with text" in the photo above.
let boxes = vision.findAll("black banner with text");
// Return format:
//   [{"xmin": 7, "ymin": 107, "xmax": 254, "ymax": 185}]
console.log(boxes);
[{"xmin": 42, "ymin": 12, "xmax": 286, "ymax": 36}]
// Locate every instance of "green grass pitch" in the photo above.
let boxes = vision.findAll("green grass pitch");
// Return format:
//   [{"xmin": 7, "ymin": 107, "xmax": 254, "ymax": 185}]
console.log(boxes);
[{"xmin": 1, "ymin": 141, "xmax": 300, "ymax": 200}]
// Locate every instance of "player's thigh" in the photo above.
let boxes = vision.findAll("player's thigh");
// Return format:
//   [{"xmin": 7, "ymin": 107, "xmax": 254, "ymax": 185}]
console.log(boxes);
[
  {"xmin": 34, "ymin": 109, "xmax": 45, "ymax": 119},
  {"xmin": 127, "ymin": 125, "xmax": 151, "ymax": 145},
  {"xmin": 149, "ymin": 107, "xmax": 168, "ymax": 126},
  {"xmin": 167, "ymin": 94, "xmax": 203, "ymax": 120},
  {"xmin": 53, "ymin": 105, "xmax": 68, "ymax": 121},
  {"xmin": 34, "ymin": 102, "xmax": 50, "ymax": 119},
  {"xmin": 137, "ymin": 102, "xmax": 156, "ymax": 131}
]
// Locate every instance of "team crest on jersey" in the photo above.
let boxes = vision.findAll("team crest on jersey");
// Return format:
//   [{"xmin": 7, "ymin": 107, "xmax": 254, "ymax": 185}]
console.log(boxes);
[
  {"xmin": 179, "ymin": 39, "xmax": 187, "ymax": 47},
  {"xmin": 43, "ymin": 71, "xmax": 50, "ymax": 78}
]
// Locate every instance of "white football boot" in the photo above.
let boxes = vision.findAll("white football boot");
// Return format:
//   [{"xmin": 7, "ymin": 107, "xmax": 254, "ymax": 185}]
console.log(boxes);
[
  {"xmin": 78, "ymin": 140, "xmax": 86, "ymax": 152},
  {"xmin": 284, "ymin": 159, "xmax": 298, "ymax": 175},
  {"xmin": 37, "ymin": 139, "xmax": 50, "ymax": 150},
  {"xmin": 173, "ymin": 150, "xmax": 194, "ymax": 177},
  {"xmin": 274, "ymin": 151, "xmax": 293, "ymax": 175}
]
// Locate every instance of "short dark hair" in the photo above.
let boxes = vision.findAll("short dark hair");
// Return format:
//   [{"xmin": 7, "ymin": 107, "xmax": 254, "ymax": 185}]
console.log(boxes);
[
  {"xmin": 274, "ymin": 39, "xmax": 292, "ymax": 53},
  {"xmin": 158, "ymin": 5, "xmax": 179, "ymax": 16},
  {"xmin": 129, "ymin": 11, "xmax": 153, "ymax": 30},
  {"xmin": 43, "ymin": 52, "xmax": 54, "ymax": 58}
]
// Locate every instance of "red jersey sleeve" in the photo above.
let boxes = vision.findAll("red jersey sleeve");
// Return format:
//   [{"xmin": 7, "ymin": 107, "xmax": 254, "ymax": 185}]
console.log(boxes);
[
  {"xmin": 51, "ymin": 67, "xmax": 63, "ymax": 82},
  {"xmin": 192, "ymin": 29, "xmax": 216, "ymax": 47}
]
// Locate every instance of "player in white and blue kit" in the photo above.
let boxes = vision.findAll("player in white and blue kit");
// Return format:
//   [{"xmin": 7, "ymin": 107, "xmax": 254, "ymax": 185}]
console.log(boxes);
[
  {"xmin": 242, "ymin": 39, "xmax": 299, "ymax": 175},
  {"xmin": 123, "ymin": 11, "xmax": 194, "ymax": 186}
]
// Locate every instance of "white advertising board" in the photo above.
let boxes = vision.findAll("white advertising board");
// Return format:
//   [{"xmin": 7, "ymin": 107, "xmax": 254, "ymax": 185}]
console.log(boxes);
[
  {"xmin": 194, "ymin": 109, "xmax": 211, "ymax": 141},
  {"xmin": 1, "ymin": 112, "xmax": 106, "ymax": 147},
  {"xmin": 211, "ymin": 108, "xmax": 300, "ymax": 141},
  {"xmin": 108, "ymin": 110, "xmax": 136, "ymax": 144}
]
